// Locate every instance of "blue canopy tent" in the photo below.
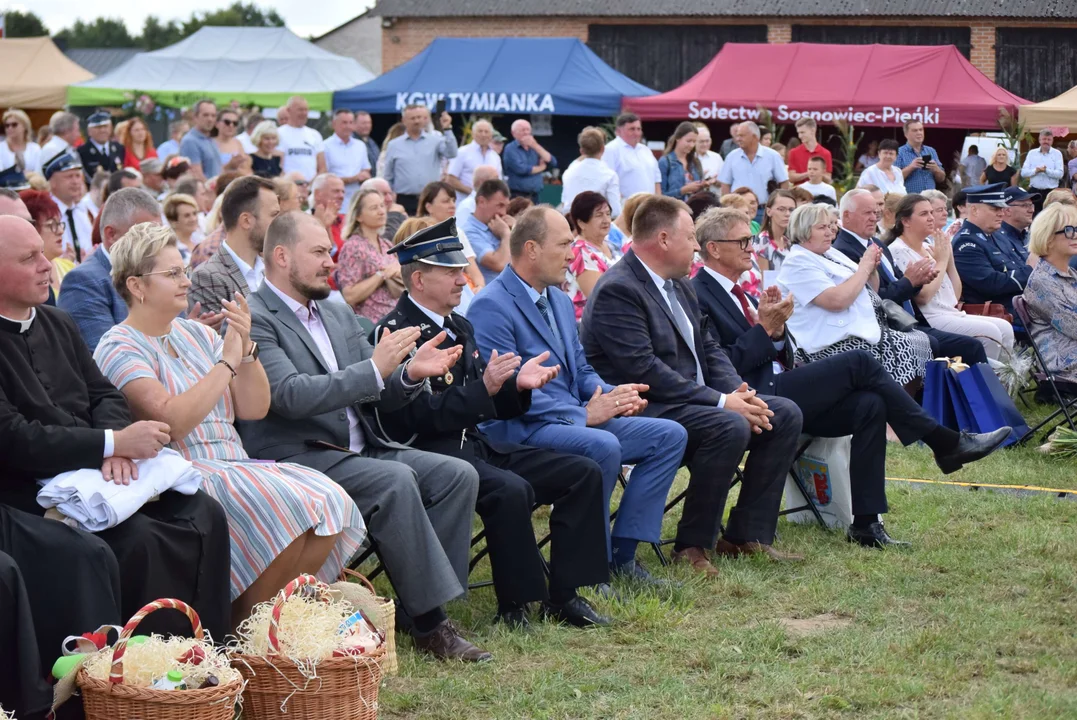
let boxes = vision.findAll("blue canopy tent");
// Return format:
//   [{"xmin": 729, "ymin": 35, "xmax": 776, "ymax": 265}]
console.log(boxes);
[{"xmin": 333, "ymin": 37, "xmax": 656, "ymax": 116}]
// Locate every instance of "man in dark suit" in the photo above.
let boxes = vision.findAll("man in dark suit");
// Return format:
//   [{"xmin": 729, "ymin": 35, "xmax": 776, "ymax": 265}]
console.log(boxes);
[
  {"xmin": 581, "ymin": 196, "xmax": 804, "ymax": 568},
  {"xmin": 691, "ymin": 207, "xmax": 1013, "ymax": 546},
  {"xmin": 833, "ymin": 189, "xmax": 988, "ymax": 364},
  {"xmin": 77, "ymin": 112, "xmax": 125, "ymax": 182},
  {"xmin": 373, "ymin": 219, "xmax": 611, "ymax": 628},
  {"xmin": 239, "ymin": 211, "xmax": 490, "ymax": 663}
]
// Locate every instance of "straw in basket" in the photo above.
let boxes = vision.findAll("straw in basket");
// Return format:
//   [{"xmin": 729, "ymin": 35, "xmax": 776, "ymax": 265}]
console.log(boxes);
[
  {"xmin": 231, "ymin": 574, "xmax": 384, "ymax": 720},
  {"xmin": 331, "ymin": 567, "xmax": 397, "ymax": 676},
  {"xmin": 76, "ymin": 598, "xmax": 242, "ymax": 720}
]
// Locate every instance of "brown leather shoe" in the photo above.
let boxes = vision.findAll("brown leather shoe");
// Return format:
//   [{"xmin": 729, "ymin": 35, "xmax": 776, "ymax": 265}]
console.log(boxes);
[
  {"xmin": 671, "ymin": 546, "xmax": 720, "ymax": 577},
  {"xmin": 412, "ymin": 620, "xmax": 493, "ymax": 662},
  {"xmin": 714, "ymin": 538, "xmax": 805, "ymax": 563}
]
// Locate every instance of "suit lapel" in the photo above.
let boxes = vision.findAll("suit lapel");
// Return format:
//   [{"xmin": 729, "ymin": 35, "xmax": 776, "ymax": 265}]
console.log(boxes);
[
  {"xmin": 256, "ymin": 285, "xmax": 332, "ymax": 373},
  {"xmin": 502, "ymin": 267, "xmax": 568, "ymax": 366},
  {"xmin": 217, "ymin": 248, "xmax": 250, "ymax": 296},
  {"xmin": 698, "ymin": 270, "xmax": 751, "ymax": 332},
  {"xmin": 317, "ymin": 302, "xmax": 352, "ymax": 372}
]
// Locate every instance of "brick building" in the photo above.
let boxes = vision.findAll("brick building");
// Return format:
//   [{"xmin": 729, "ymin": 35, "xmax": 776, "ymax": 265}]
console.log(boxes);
[{"xmin": 316, "ymin": 0, "xmax": 1077, "ymax": 102}]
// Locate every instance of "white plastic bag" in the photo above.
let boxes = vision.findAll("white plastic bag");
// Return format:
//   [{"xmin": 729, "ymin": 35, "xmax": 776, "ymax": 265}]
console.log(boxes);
[{"xmin": 783, "ymin": 435, "xmax": 853, "ymax": 529}]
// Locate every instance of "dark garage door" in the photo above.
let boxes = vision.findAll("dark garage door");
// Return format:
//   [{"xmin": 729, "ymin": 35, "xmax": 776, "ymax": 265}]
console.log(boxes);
[
  {"xmin": 995, "ymin": 28, "xmax": 1077, "ymax": 102},
  {"xmin": 588, "ymin": 25, "xmax": 767, "ymax": 92},
  {"xmin": 791, "ymin": 25, "xmax": 971, "ymax": 58}
]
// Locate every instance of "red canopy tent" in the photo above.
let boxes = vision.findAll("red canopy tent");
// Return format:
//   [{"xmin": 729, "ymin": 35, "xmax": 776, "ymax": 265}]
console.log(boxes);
[{"xmin": 624, "ymin": 43, "xmax": 1027, "ymax": 129}]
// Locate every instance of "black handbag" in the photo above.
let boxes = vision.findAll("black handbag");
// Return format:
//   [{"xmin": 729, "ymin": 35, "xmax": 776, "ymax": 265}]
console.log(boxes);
[{"xmin": 881, "ymin": 299, "xmax": 918, "ymax": 332}]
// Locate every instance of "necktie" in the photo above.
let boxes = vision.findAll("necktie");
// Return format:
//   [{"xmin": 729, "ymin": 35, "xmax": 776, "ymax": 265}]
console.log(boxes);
[
  {"xmin": 663, "ymin": 280, "xmax": 704, "ymax": 385},
  {"xmin": 730, "ymin": 284, "xmax": 756, "ymax": 327},
  {"xmin": 65, "ymin": 208, "xmax": 82, "ymax": 263},
  {"xmin": 871, "ymin": 240, "xmax": 914, "ymax": 316},
  {"xmin": 535, "ymin": 296, "xmax": 555, "ymax": 333}
]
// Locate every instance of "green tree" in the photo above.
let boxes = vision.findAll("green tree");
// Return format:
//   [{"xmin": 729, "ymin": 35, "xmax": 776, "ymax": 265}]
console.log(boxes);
[
  {"xmin": 181, "ymin": 2, "xmax": 284, "ymax": 37},
  {"xmin": 140, "ymin": 16, "xmax": 184, "ymax": 50},
  {"xmin": 4, "ymin": 10, "xmax": 49, "ymax": 37},
  {"xmin": 55, "ymin": 17, "xmax": 136, "ymax": 49}
]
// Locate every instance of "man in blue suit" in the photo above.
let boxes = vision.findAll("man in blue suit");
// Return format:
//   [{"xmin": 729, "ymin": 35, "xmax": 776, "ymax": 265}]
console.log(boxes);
[
  {"xmin": 58, "ymin": 188, "xmax": 163, "ymax": 350},
  {"xmin": 580, "ymin": 196, "xmax": 803, "ymax": 571},
  {"xmin": 468, "ymin": 206, "xmax": 687, "ymax": 585}
]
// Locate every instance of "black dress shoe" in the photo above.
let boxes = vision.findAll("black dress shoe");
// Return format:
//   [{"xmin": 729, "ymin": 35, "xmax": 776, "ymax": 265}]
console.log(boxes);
[
  {"xmin": 493, "ymin": 607, "xmax": 530, "ymax": 630},
  {"xmin": 847, "ymin": 522, "xmax": 910, "ymax": 549},
  {"xmin": 611, "ymin": 559, "xmax": 680, "ymax": 589},
  {"xmin": 541, "ymin": 596, "xmax": 611, "ymax": 628},
  {"xmin": 933, "ymin": 427, "xmax": 1012, "ymax": 474}
]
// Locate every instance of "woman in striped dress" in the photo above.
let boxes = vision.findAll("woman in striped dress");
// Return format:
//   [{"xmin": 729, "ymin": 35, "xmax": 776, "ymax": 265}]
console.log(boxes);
[{"xmin": 94, "ymin": 223, "xmax": 365, "ymax": 629}]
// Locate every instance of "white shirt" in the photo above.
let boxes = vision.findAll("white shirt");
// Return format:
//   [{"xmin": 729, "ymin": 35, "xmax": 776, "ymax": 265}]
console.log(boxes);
[
  {"xmin": 40, "ymin": 136, "xmax": 70, "ymax": 165},
  {"xmin": 408, "ymin": 295, "xmax": 457, "ymax": 339},
  {"xmin": 857, "ymin": 163, "xmax": 906, "ymax": 194},
  {"xmin": 698, "ymin": 150, "xmax": 724, "ymax": 183},
  {"xmin": 51, "ymin": 193, "xmax": 96, "ymax": 258},
  {"xmin": 276, "ymin": 125, "xmax": 325, "ymax": 182},
  {"xmin": 236, "ymin": 132, "xmax": 256, "ymax": 154},
  {"xmin": 889, "ymin": 238, "xmax": 960, "ymax": 320},
  {"xmin": 221, "ymin": 240, "xmax": 264, "ymax": 292},
  {"xmin": 1021, "ymin": 145, "xmax": 1065, "ymax": 190},
  {"xmin": 777, "ymin": 244, "xmax": 881, "ymax": 354},
  {"xmin": 799, "ymin": 180, "xmax": 837, "ymax": 201},
  {"xmin": 561, "ymin": 157, "xmax": 622, "ymax": 218},
  {"xmin": 602, "ymin": 136, "xmax": 661, "ymax": 198},
  {"xmin": 701, "ymin": 265, "xmax": 785, "ymax": 375},
  {"xmin": 636, "ymin": 256, "xmax": 726, "ymax": 407},
  {"xmin": 455, "ymin": 193, "xmax": 478, "ymax": 259},
  {"xmin": 0, "ymin": 141, "xmax": 42, "ymax": 175},
  {"xmin": 447, "ymin": 142, "xmax": 503, "ymax": 202},
  {"xmin": 264, "ymin": 278, "xmax": 382, "ymax": 454},
  {"xmin": 324, "ymin": 133, "xmax": 371, "ymax": 213}
]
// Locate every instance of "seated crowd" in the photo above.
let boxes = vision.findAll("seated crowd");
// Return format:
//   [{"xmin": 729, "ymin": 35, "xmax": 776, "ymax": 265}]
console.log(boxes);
[{"xmin": 2, "ymin": 101, "xmax": 1071, "ymax": 720}]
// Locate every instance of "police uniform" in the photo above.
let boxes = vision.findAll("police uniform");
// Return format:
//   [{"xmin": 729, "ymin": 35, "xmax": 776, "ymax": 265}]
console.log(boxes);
[
  {"xmin": 77, "ymin": 112, "xmax": 124, "ymax": 182},
  {"xmin": 372, "ymin": 219, "xmax": 610, "ymax": 615},
  {"xmin": 952, "ymin": 183, "xmax": 1031, "ymax": 313},
  {"xmin": 991, "ymin": 186, "xmax": 1037, "ymax": 265}
]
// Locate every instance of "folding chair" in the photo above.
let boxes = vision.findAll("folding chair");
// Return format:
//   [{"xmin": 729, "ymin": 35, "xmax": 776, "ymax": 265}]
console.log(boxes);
[
  {"xmin": 778, "ymin": 438, "xmax": 829, "ymax": 530},
  {"xmin": 1013, "ymin": 296, "xmax": 1077, "ymax": 445},
  {"xmin": 611, "ymin": 470, "xmax": 670, "ymax": 566},
  {"xmin": 466, "ymin": 506, "xmax": 551, "ymax": 591}
]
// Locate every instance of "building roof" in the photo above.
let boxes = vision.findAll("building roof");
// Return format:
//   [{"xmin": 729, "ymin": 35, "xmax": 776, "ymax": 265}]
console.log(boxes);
[
  {"xmin": 64, "ymin": 48, "xmax": 142, "ymax": 76},
  {"xmin": 370, "ymin": 0, "xmax": 1076, "ymax": 20}
]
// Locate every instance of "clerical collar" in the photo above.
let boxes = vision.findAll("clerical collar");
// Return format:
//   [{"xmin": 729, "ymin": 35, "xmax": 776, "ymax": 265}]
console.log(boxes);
[{"xmin": 0, "ymin": 307, "xmax": 37, "ymax": 334}]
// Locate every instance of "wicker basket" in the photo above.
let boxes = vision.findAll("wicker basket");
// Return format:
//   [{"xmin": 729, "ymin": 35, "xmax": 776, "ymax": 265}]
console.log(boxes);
[
  {"xmin": 77, "ymin": 598, "xmax": 242, "ymax": 720},
  {"xmin": 334, "ymin": 567, "xmax": 397, "ymax": 676},
  {"xmin": 232, "ymin": 574, "xmax": 384, "ymax": 720}
]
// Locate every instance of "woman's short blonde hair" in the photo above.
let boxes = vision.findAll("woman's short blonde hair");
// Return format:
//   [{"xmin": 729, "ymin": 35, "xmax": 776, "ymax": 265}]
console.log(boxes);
[
  {"xmin": 788, "ymin": 203, "xmax": 835, "ymax": 245},
  {"xmin": 110, "ymin": 223, "xmax": 178, "ymax": 304},
  {"xmin": 619, "ymin": 192, "xmax": 652, "ymax": 236},
  {"xmin": 920, "ymin": 188, "xmax": 948, "ymax": 207},
  {"xmin": 1044, "ymin": 188, "xmax": 1077, "ymax": 208},
  {"xmin": 2, "ymin": 109, "xmax": 32, "ymax": 138},
  {"xmin": 1029, "ymin": 202, "xmax": 1077, "ymax": 258},
  {"xmin": 163, "ymin": 193, "xmax": 198, "ymax": 223},
  {"xmin": 718, "ymin": 193, "xmax": 749, "ymax": 211},
  {"xmin": 250, "ymin": 120, "xmax": 279, "ymax": 146},
  {"xmin": 392, "ymin": 216, "xmax": 435, "ymax": 245}
]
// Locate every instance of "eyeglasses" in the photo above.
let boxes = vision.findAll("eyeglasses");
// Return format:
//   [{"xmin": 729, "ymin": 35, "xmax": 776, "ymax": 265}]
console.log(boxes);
[
  {"xmin": 220, "ymin": 119, "xmax": 238, "ymax": 127},
  {"xmin": 138, "ymin": 265, "xmax": 190, "ymax": 282},
  {"xmin": 1010, "ymin": 202, "xmax": 1035, "ymax": 209},
  {"xmin": 39, "ymin": 219, "xmax": 66, "ymax": 234},
  {"xmin": 1055, "ymin": 226, "xmax": 1077, "ymax": 239},
  {"xmin": 294, "ymin": 180, "xmax": 309, "ymax": 187},
  {"xmin": 711, "ymin": 236, "xmax": 754, "ymax": 251}
]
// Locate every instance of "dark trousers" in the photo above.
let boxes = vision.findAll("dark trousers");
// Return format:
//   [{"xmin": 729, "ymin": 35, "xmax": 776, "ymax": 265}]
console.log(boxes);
[
  {"xmin": 510, "ymin": 190, "xmax": 538, "ymax": 203},
  {"xmin": 924, "ymin": 325, "xmax": 988, "ymax": 365},
  {"xmin": 397, "ymin": 193, "xmax": 420, "ymax": 216},
  {"xmin": 470, "ymin": 441, "xmax": 609, "ymax": 604},
  {"xmin": 775, "ymin": 350, "xmax": 938, "ymax": 515},
  {"xmin": 652, "ymin": 396, "xmax": 802, "ymax": 548}
]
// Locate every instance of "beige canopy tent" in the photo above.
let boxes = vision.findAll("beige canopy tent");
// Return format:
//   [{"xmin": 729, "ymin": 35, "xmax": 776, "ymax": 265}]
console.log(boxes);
[
  {"xmin": 1020, "ymin": 86, "xmax": 1077, "ymax": 133},
  {"xmin": 0, "ymin": 37, "xmax": 94, "ymax": 109}
]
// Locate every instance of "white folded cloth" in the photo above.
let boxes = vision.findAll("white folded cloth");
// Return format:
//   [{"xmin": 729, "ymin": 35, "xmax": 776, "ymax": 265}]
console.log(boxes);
[{"xmin": 36, "ymin": 449, "xmax": 203, "ymax": 532}]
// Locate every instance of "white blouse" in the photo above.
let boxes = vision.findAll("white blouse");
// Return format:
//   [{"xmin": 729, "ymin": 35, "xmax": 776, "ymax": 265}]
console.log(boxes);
[
  {"xmin": 0, "ymin": 140, "xmax": 43, "ymax": 175},
  {"xmin": 858, "ymin": 163, "xmax": 905, "ymax": 194},
  {"xmin": 777, "ymin": 244, "xmax": 882, "ymax": 354},
  {"xmin": 888, "ymin": 238, "xmax": 961, "ymax": 320}
]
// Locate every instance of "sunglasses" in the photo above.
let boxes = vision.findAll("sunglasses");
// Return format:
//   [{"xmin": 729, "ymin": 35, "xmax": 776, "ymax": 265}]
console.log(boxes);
[
  {"xmin": 3, "ymin": 122, "xmax": 19, "ymax": 129},
  {"xmin": 711, "ymin": 236, "xmax": 754, "ymax": 251},
  {"xmin": 220, "ymin": 119, "xmax": 238, "ymax": 127},
  {"xmin": 1055, "ymin": 226, "xmax": 1077, "ymax": 239}
]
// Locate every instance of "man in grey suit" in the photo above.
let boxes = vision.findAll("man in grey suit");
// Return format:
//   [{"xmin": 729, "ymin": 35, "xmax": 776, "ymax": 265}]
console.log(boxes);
[
  {"xmin": 238, "ymin": 211, "xmax": 490, "ymax": 662},
  {"xmin": 188, "ymin": 176, "xmax": 279, "ymax": 316}
]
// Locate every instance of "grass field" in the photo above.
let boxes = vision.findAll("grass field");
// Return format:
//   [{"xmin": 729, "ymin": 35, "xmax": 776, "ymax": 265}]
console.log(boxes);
[{"xmin": 365, "ymin": 405, "xmax": 1077, "ymax": 719}]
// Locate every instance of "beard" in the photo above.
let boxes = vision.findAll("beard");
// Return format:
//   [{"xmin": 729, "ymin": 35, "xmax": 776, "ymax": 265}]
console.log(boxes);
[{"xmin": 289, "ymin": 265, "xmax": 331, "ymax": 301}]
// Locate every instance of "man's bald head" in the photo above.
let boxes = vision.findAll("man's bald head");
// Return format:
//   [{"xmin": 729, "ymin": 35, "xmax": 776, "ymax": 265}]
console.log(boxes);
[
  {"xmin": 0, "ymin": 190, "xmax": 31, "ymax": 222},
  {"xmin": 471, "ymin": 165, "xmax": 500, "ymax": 189},
  {"xmin": 0, "ymin": 216, "xmax": 53, "ymax": 313}
]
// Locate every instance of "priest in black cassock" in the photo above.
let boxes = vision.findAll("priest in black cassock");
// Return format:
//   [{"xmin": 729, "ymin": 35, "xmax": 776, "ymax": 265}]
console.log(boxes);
[
  {"xmin": 0, "ymin": 216, "xmax": 231, "ymax": 650},
  {"xmin": 372, "ymin": 219, "xmax": 612, "ymax": 629}
]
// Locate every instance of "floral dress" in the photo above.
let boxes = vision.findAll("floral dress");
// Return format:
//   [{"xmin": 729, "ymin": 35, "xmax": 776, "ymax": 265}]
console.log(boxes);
[
  {"xmin": 1024, "ymin": 259, "xmax": 1077, "ymax": 384},
  {"xmin": 333, "ymin": 234, "xmax": 397, "ymax": 323},
  {"xmin": 94, "ymin": 320, "xmax": 366, "ymax": 598},
  {"xmin": 566, "ymin": 237, "xmax": 622, "ymax": 319}
]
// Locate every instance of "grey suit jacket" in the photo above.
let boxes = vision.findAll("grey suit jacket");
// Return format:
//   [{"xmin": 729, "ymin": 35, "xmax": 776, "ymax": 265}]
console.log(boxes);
[
  {"xmin": 188, "ymin": 243, "xmax": 249, "ymax": 315},
  {"xmin": 237, "ymin": 282, "xmax": 418, "ymax": 461}
]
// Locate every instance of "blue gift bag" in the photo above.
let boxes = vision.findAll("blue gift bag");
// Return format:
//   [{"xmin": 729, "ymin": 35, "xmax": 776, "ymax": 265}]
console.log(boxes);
[
  {"xmin": 923, "ymin": 359, "xmax": 956, "ymax": 429},
  {"xmin": 945, "ymin": 368, "xmax": 977, "ymax": 433},
  {"xmin": 952, "ymin": 363, "xmax": 1030, "ymax": 446}
]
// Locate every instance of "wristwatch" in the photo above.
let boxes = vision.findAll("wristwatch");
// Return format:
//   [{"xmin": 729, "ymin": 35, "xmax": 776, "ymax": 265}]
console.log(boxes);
[{"xmin": 241, "ymin": 341, "xmax": 259, "ymax": 364}]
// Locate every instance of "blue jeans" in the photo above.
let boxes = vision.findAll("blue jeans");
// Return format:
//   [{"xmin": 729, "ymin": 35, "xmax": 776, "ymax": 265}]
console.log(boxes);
[{"xmin": 527, "ymin": 416, "xmax": 687, "ymax": 559}]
